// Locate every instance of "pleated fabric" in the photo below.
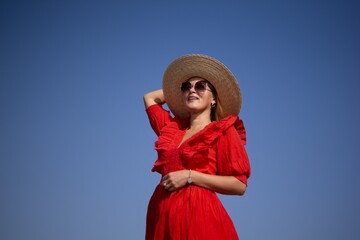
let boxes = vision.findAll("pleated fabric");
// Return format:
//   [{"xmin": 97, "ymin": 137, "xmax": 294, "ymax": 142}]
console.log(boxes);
[{"xmin": 145, "ymin": 104, "xmax": 250, "ymax": 240}]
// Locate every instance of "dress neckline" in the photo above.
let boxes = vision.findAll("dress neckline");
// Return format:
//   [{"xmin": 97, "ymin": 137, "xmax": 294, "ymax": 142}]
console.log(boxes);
[{"xmin": 177, "ymin": 122, "xmax": 214, "ymax": 149}]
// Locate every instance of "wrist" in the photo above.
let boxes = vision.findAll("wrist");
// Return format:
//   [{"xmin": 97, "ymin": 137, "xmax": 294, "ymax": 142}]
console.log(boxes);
[{"xmin": 187, "ymin": 169, "xmax": 192, "ymax": 184}]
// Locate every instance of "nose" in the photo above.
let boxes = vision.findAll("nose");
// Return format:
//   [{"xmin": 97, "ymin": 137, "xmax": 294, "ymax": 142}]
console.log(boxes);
[{"xmin": 189, "ymin": 84, "xmax": 196, "ymax": 92}]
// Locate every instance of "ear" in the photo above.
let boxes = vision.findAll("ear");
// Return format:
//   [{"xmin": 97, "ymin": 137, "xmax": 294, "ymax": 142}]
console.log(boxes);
[{"xmin": 211, "ymin": 100, "xmax": 216, "ymax": 108}]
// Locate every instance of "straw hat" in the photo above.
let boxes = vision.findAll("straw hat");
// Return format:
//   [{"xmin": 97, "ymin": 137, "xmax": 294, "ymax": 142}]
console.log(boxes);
[{"xmin": 162, "ymin": 54, "xmax": 242, "ymax": 119}]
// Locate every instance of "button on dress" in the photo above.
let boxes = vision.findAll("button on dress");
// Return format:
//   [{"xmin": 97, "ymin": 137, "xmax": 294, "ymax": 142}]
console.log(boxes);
[{"xmin": 145, "ymin": 104, "xmax": 251, "ymax": 240}]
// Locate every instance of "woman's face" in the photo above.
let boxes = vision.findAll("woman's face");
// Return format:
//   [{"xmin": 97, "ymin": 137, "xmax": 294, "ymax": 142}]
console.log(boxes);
[{"xmin": 181, "ymin": 77, "xmax": 215, "ymax": 117}]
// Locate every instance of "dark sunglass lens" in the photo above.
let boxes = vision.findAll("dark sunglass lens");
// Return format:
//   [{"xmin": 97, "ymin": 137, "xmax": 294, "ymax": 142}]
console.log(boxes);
[
  {"xmin": 195, "ymin": 81, "xmax": 207, "ymax": 91},
  {"xmin": 181, "ymin": 82, "xmax": 192, "ymax": 92}
]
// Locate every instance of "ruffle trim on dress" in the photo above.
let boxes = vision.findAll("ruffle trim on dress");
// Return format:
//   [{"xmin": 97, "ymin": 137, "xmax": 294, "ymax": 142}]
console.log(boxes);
[
  {"xmin": 186, "ymin": 115, "xmax": 244, "ymax": 147},
  {"xmin": 152, "ymin": 117, "xmax": 188, "ymax": 173},
  {"xmin": 152, "ymin": 115, "xmax": 247, "ymax": 173},
  {"xmin": 181, "ymin": 115, "xmax": 246, "ymax": 170}
]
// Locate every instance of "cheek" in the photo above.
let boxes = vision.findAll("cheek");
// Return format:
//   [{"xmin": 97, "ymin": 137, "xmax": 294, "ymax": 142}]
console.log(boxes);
[
  {"xmin": 205, "ymin": 95, "xmax": 214, "ymax": 104},
  {"xmin": 182, "ymin": 93, "xmax": 188, "ymax": 104}
]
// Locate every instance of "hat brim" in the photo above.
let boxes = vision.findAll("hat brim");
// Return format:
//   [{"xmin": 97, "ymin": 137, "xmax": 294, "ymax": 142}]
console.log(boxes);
[{"xmin": 162, "ymin": 54, "xmax": 242, "ymax": 119}]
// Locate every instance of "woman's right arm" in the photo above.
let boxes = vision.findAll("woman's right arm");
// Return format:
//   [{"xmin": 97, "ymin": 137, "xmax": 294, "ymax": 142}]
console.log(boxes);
[
  {"xmin": 143, "ymin": 89, "xmax": 165, "ymax": 109},
  {"xmin": 144, "ymin": 89, "xmax": 171, "ymax": 136}
]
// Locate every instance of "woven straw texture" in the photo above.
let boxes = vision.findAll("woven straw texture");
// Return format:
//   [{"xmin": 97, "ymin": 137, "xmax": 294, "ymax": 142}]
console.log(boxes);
[{"xmin": 162, "ymin": 54, "xmax": 242, "ymax": 119}]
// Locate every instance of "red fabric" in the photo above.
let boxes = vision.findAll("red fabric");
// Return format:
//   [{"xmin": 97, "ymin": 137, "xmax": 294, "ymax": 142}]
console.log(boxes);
[{"xmin": 145, "ymin": 104, "xmax": 251, "ymax": 240}]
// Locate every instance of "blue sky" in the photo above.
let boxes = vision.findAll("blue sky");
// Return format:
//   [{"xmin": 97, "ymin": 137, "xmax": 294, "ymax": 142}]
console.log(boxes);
[{"xmin": 1, "ymin": 0, "xmax": 359, "ymax": 239}]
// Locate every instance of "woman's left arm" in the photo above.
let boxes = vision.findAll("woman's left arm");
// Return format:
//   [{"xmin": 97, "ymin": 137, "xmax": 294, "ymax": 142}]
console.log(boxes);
[{"xmin": 162, "ymin": 170, "xmax": 246, "ymax": 195}]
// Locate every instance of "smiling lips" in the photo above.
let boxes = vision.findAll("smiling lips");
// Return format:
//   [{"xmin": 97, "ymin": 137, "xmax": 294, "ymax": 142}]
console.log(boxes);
[{"xmin": 187, "ymin": 96, "xmax": 199, "ymax": 101}]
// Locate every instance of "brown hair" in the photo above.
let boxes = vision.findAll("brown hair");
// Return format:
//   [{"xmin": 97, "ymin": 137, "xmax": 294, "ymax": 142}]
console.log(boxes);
[{"xmin": 206, "ymin": 80, "xmax": 223, "ymax": 121}]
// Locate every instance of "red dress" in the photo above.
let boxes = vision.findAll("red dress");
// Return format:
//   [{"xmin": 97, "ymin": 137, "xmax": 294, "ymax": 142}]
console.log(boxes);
[{"xmin": 145, "ymin": 104, "xmax": 251, "ymax": 240}]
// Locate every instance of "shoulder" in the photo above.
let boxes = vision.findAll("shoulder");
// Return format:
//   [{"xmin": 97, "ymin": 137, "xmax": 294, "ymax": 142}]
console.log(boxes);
[{"xmin": 215, "ymin": 115, "xmax": 247, "ymax": 145}]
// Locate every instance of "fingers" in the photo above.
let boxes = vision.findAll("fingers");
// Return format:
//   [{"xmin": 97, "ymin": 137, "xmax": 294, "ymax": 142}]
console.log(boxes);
[
  {"xmin": 162, "ymin": 174, "xmax": 176, "ymax": 192},
  {"xmin": 162, "ymin": 175, "xmax": 169, "ymax": 188},
  {"xmin": 162, "ymin": 180, "xmax": 173, "ymax": 191},
  {"xmin": 161, "ymin": 170, "xmax": 187, "ymax": 192},
  {"xmin": 162, "ymin": 174, "xmax": 169, "ymax": 181}
]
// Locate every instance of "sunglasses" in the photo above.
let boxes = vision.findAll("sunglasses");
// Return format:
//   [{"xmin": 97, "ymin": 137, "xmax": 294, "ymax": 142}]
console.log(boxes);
[{"xmin": 181, "ymin": 80, "xmax": 212, "ymax": 93}]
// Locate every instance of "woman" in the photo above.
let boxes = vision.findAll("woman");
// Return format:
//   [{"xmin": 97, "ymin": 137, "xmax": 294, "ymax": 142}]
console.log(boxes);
[{"xmin": 143, "ymin": 54, "xmax": 251, "ymax": 240}]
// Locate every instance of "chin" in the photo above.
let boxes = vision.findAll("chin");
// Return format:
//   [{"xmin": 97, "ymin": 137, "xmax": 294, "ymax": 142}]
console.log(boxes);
[{"xmin": 185, "ymin": 103, "xmax": 200, "ymax": 110}]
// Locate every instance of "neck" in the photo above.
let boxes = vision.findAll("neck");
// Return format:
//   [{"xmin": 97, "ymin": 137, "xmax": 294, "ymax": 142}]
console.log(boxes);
[{"xmin": 188, "ymin": 113, "xmax": 211, "ymax": 130}]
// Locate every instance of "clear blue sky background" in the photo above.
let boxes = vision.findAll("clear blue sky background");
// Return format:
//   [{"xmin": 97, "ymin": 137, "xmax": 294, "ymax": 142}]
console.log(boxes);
[{"xmin": 1, "ymin": 0, "xmax": 359, "ymax": 239}]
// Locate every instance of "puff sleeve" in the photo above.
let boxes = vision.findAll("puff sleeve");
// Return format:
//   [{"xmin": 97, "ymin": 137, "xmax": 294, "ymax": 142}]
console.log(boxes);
[
  {"xmin": 146, "ymin": 104, "xmax": 173, "ymax": 136},
  {"xmin": 216, "ymin": 123, "xmax": 251, "ymax": 186}
]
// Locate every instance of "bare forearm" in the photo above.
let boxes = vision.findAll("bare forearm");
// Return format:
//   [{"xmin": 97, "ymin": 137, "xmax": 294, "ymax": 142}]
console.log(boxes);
[
  {"xmin": 162, "ymin": 170, "xmax": 247, "ymax": 196},
  {"xmin": 143, "ymin": 89, "xmax": 165, "ymax": 108},
  {"xmin": 191, "ymin": 171, "xmax": 246, "ymax": 195}
]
